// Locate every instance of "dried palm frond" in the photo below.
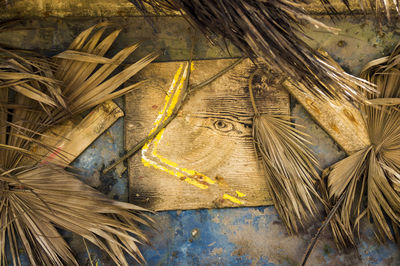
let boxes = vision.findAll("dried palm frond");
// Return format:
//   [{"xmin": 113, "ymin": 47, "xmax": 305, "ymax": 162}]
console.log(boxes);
[
  {"xmin": 249, "ymin": 70, "xmax": 321, "ymax": 234},
  {"xmin": 0, "ymin": 165, "xmax": 153, "ymax": 265},
  {"xmin": 0, "ymin": 52, "xmax": 58, "ymax": 170},
  {"xmin": 0, "ymin": 23, "xmax": 159, "ymax": 166},
  {"xmin": 320, "ymin": 42, "xmax": 400, "ymax": 249},
  {"xmin": 323, "ymin": 0, "xmax": 400, "ymax": 21},
  {"xmin": 51, "ymin": 23, "xmax": 159, "ymax": 120},
  {"xmin": 130, "ymin": 0, "xmax": 374, "ymax": 103},
  {"xmin": 1, "ymin": 23, "xmax": 160, "ymax": 124},
  {"xmin": 0, "ymin": 23, "xmax": 159, "ymax": 264}
]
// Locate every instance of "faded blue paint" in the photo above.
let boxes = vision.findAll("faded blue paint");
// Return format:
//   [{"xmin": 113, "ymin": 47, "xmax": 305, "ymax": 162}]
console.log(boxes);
[{"xmin": 71, "ymin": 101, "xmax": 399, "ymax": 265}]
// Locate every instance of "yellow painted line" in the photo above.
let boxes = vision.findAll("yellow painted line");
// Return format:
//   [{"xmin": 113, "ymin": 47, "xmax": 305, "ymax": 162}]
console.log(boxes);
[
  {"xmin": 236, "ymin": 191, "xmax": 246, "ymax": 197},
  {"xmin": 223, "ymin": 193, "xmax": 243, "ymax": 204},
  {"xmin": 151, "ymin": 128, "xmax": 215, "ymax": 186},
  {"xmin": 141, "ymin": 62, "xmax": 209, "ymax": 190},
  {"xmin": 140, "ymin": 62, "xmax": 245, "ymax": 203},
  {"xmin": 149, "ymin": 63, "xmax": 184, "ymax": 135}
]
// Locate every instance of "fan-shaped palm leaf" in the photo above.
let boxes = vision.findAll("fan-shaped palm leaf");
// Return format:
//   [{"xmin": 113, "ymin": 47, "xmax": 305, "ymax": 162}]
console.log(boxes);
[
  {"xmin": 321, "ymin": 42, "xmax": 400, "ymax": 248},
  {"xmin": 0, "ymin": 165, "xmax": 153, "ymax": 265},
  {"xmin": 1, "ymin": 23, "xmax": 159, "ymax": 124},
  {"xmin": 0, "ymin": 23, "xmax": 159, "ymax": 265},
  {"xmin": 249, "ymin": 70, "xmax": 321, "ymax": 234}
]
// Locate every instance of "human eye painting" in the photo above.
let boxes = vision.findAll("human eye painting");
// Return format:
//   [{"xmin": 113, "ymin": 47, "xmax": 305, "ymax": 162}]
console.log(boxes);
[{"xmin": 125, "ymin": 59, "xmax": 289, "ymax": 211}]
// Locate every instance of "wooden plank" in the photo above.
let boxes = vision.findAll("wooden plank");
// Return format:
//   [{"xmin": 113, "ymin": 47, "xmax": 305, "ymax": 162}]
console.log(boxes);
[
  {"xmin": 283, "ymin": 51, "xmax": 370, "ymax": 154},
  {"xmin": 125, "ymin": 59, "xmax": 289, "ymax": 211},
  {"xmin": 0, "ymin": 0, "xmax": 388, "ymax": 19},
  {"xmin": 29, "ymin": 100, "xmax": 124, "ymax": 165},
  {"xmin": 0, "ymin": 0, "xmax": 176, "ymax": 19}
]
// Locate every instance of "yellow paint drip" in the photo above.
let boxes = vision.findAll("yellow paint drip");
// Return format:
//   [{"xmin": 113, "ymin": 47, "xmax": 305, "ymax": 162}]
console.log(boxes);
[
  {"xmin": 236, "ymin": 191, "xmax": 246, "ymax": 197},
  {"xmin": 223, "ymin": 194, "xmax": 243, "ymax": 205}
]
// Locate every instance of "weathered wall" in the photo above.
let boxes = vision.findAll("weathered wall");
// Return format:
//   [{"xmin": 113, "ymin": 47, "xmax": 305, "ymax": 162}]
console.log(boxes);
[
  {"xmin": 0, "ymin": 0, "xmax": 394, "ymax": 19},
  {"xmin": 0, "ymin": 16, "xmax": 399, "ymax": 69},
  {"xmin": 1, "ymin": 1, "xmax": 399, "ymax": 265}
]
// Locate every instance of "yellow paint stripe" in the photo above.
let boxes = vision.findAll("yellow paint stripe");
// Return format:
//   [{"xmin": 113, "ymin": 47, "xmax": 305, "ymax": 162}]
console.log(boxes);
[
  {"xmin": 164, "ymin": 63, "xmax": 188, "ymax": 121},
  {"xmin": 149, "ymin": 63, "xmax": 184, "ymax": 135},
  {"xmin": 141, "ymin": 63, "xmax": 209, "ymax": 190},
  {"xmin": 223, "ymin": 194, "xmax": 244, "ymax": 205},
  {"xmin": 236, "ymin": 191, "xmax": 246, "ymax": 197},
  {"xmin": 184, "ymin": 178, "xmax": 208, "ymax": 189},
  {"xmin": 140, "ymin": 62, "xmax": 245, "ymax": 199},
  {"xmin": 142, "ymin": 156, "xmax": 208, "ymax": 189}
]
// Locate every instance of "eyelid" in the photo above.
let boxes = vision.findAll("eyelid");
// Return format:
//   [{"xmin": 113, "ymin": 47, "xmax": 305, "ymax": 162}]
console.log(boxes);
[{"xmin": 213, "ymin": 119, "xmax": 234, "ymax": 132}]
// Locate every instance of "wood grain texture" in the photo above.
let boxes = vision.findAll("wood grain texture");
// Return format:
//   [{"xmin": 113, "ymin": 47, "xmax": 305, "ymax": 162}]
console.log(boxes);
[
  {"xmin": 29, "ymin": 101, "xmax": 124, "ymax": 165},
  {"xmin": 125, "ymin": 59, "xmax": 289, "ymax": 211},
  {"xmin": 283, "ymin": 81, "xmax": 370, "ymax": 155}
]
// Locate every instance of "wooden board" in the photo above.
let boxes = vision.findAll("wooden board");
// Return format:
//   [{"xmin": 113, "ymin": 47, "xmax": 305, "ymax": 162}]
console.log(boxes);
[
  {"xmin": 284, "ymin": 80, "xmax": 370, "ymax": 155},
  {"xmin": 282, "ymin": 51, "xmax": 370, "ymax": 155},
  {"xmin": 125, "ymin": 59, "xmax": 289, "ymax": 211},
  {"xmin": 0, "ymin": 0, "xmax": 386, "ymax": 20},
  {"xmin": 28, "ymin": 100, "xmax": 124, "ymax": 165}
]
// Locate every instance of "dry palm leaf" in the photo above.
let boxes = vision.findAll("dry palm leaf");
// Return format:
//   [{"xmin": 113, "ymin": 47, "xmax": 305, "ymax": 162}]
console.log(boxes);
[
  {"xmin": 249, "ymin": 69, "xmax": 321, "ymax": 234},
  {"xmin": 130, "ymin": 0, "xmax": 374, "ymax": 103},
  {"xmin": 0, "ymin": 23, "xmax": 159, "ymax": 167},
  {"xmin": 0, "ymin": 23, "xmax": 159, "ymax": 264},
  {"xmin": 316, "ymin": 42, "xmax": 400, "ymax": 252},
  {"xmin": 51, "ymin": 23, "xmax": 159, "ymax": 119},
  {"xmin": 0, "ymin": 165, "xmax": 153, "ymax": 265},
  {"xmin": 322, "ymin": 0, "xmax": 400, "ymax": 21},
  {"xmin": 1, "ymin": 23, "xmax": 160, "ymax": 124},
  {"xmin": 0, "ymin": 53, "xmax": 58, "ymax": 170}
]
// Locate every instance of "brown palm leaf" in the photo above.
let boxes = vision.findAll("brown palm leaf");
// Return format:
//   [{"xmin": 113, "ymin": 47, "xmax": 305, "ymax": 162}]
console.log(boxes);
[
  {"xmin": 321, "ymin": 0, "xmax": 400, "ymax": 21},
  {"xmin": 130, "ymin": 0, "xmax": 374, "ymax": 103},
  {"xmin": 254, "ymin": 114, "xmax": 322, "ymax": 234},
  {"xmin": 0, "ymin": 165, "xmax": 153, "ymax": 265},
  {"xmin": 1, "ymin": 23, "xmax": 160, "ymax": 124},
  {"xmin": 0, "ymin": 48, "xmax": 65, "ymax": 110},
  {"xmin": 0, "ymin": 60, "xmax": 57, "ymax": 170},
  {"xmin": 0, "ymin": 23, "xmax": 160, "ymax": 166},
  {"xmin": 321, "ymin": 42, "xmax": 400, "ymax": 248},
  {"xmin": 51, "ymin": 23, "xmax": 160, "ymax": 119},
  {"xmin": 249, "ymin": 70, "xmax": 321, "ymax": 234},
  {"xmin": 0, "ymin": 23, "xmax": 159, "ymax": 264}
]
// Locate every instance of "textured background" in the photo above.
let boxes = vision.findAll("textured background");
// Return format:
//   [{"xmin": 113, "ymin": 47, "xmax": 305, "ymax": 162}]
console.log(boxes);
[{"xmin": 1, "ymin": 1, "xmax": 400, "ymax": 265}]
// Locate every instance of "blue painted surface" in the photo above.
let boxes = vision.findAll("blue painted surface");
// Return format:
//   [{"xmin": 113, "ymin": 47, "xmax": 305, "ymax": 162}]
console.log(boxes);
[{"xmin": 70, "ymin": 98, "xmax": 399, "ymax": 265}]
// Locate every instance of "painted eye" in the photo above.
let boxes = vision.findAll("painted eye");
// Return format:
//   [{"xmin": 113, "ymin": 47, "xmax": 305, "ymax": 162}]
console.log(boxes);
[{"xmin": 213, "ymin": 120, "xmax": 234, "ymax": 132}]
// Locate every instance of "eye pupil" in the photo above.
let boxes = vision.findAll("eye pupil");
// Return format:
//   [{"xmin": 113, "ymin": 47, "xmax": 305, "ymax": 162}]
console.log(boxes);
[{"xmin": 213, "ymin": 120, "xmax": 234, "ymax": 133}]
